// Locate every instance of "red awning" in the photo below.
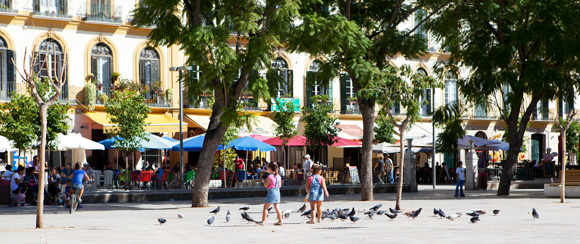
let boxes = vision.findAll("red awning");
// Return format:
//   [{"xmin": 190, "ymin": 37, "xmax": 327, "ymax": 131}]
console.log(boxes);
[
  {"xmin": 263, "ymin": 135, "xmax": 308, "ymax": 146},
  {"xmin": 330, "ymin": 137, "xmax": 362, "ymax": 148},
  {"xmin": 246, "ymin": 134, "xmax": 271, "ymax": 142},
  {"xmin": 335, "ymin": 124, "xmax": 364, "ymax": 139}
]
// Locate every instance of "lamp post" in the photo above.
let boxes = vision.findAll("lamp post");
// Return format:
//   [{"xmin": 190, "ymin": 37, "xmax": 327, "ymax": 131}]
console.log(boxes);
[
  {"xmin": 169, "ymin": 66, "xmax": 192, "ymax": 189},
  {"xmin": 432, "ymin": 87, "xmax": 436, "ymax": 189}
]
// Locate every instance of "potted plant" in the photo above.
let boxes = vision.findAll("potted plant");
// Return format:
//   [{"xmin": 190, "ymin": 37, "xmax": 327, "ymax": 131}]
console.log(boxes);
[
  {"xmin": 87, "ymin": 73, "xmax": 94, "ymax": 81},
  {"xmin": 99, "ymin": 93, "xmax": 108, "ymax": 104},
  {"xmin": 347, "ymin": 96, "xmax": 357, "ymax": 102},
  {"xmin": 112, "ymin": 72, "xmax": 120, "ymax": 82},
  {"xmin": 84, "ymin": 82, "xmax": 96, "ymax": 111}
]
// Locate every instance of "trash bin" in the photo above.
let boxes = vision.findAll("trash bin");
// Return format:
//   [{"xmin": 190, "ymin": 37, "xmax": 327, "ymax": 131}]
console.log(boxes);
[{"xmin": 478, "ymin": 172, "xmax": 488, "ymax": 190}]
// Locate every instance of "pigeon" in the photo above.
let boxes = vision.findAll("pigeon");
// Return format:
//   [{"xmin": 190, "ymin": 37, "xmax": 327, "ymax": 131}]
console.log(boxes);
[
  {"xmin": 348, "ymin": 207, "xmax": 356, "ymax": 217},
  {"xmin": 466, "ymin": 212, "xmax": 480, "ymax": 217},
  {"xmin": 364, "ymin": 210, "xmax": 375, "ymax": 219},
  {"xmin": 338, "ymin": 214, "xmax": 348, "ymax": 221},
  {"xmin": 241, "ymin": 212, "xmax": 258, "ymax": 223},
  {"xmin": 470, "ymin": 216, "xmax": 480, "ymax": 223},
  {"xmin": 349, "ymin": 216, "xmax": 360, "ymax": 223},
  {"xmin": 178, "ymin": 213, "xmax": 184, "ymax": 219},
  {"xmin": 377, "ymin": 210, "xmax": 386, "ymax": 215},
  {"xmin": 321, "ymin": 212, "xmax": 328, "ymax": 220},
  {"xmin": 405, "ymin": 208, "xmax": 422, "ymax": 219},
  {"xmin": 389, "ymin": 208, "xmax": 403, "ymax": 214},
  {"xmin": 268, "ymin": 206, "xmax": 273, "ymax": 213},
  {"xmin": 283, "ymin": 209, "xmax": 292, "ymax": 218},
  {"xmin": 493, "ymin": 209, "xmax": 500, "ymax": 216},
  {"xmin": 207, "ymin": 216, "xmax": 215, "ymax": 225},
  {"xmin": 301, "ymin": 210, "xmax": 312, "ymax": 217},
  {"xmin": 475, "ymin": 210, "xmax": 487, "ymax": 215},
  {"xmin": 328, "ymin": 214, "xmax": 338, "ymax": 221},
  {"xmin": 298, "ymin": 204, "xmax": 307, "ymax": 213},
  {"xmin": 370, "ymin": 204, "xmax": 382, "ymax": 211},
  {"xmin": 239, "ymin": 207, "xmax": 250, "ymax": 211},
  {"xmin": 158, "ymin": 218, "xmax": 166, "ymax": 225},
  {"xmin": 437, "ymin": 209, "xmax": 445, "ymax": 218},
  {"xmin": 532, "ymin": 208, "xmax": 539, "ymax": 219},
  {"xmin": 210, "ymin": 206, "xmax": 220, "ymax": 215},
  {"xmin": 433, "ymin": 208, "xmax": 441, "ymax": 217},
  {"xmin": 446, "ymin": 214, "xmax": 459, "ymax": 221},
  {"xmin": 226, "ymin": 210, "xmax": 231, "ymax": 222},
  {"xmin": 385, "ymin": 213, "xmax": 397, "ymax": 221}
]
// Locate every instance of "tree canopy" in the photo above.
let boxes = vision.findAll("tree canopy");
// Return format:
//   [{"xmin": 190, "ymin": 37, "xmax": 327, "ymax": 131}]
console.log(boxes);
[
  {"xmin": 105, "ymin": 90, "xmax": 150, "ymax": 152},
  {"xmin": 301, "ymin": 95, "xmax": 339, "ymax": 153}
]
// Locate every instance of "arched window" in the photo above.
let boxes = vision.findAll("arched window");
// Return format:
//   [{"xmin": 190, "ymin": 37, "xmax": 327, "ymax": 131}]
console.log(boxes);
[
  {"xmin": 139, "ymin": 47, "xmax": 160, "ymax": 88},
  {"xmin": 272, "ymin": 57, "xmax": 292, "ymax": 97},
  {"xmin": 444, "ymin": 71, "xmax": 457, "ymax": 105},
  {"xmin": 416, "ymin": 68, "xmax": 431, "ymax": 116},
  {"xmin": 0, "ymin": 36, "xmax": 14, "ymax": 100},
  {"xmin": 37, "ymin": 39, "xmax": 67, "ymax": 100},
  {"xmin": 414, "ymin": 9, "xmax": 428, "ymax": 41},
  {"xmin": 91, "ymin": 43, "xmax": 113, "ymax": 94}
]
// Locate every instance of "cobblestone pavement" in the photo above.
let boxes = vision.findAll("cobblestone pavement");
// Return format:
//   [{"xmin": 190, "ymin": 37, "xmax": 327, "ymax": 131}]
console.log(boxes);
[{"xmin": 1, "ymin": 185, "xmax": 578, "ymax": 244}]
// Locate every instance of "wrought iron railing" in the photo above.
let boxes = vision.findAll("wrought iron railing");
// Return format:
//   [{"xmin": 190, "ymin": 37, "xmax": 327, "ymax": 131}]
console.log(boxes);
[
  {"xmin": 0, "ymin": 0, "xmax": 16, "ymax": 13},
  {"xmin": 31, "ymin": 0, "xmax": 72, "ymax": 18},
  {"xmin": 82, "ymin": 2, "xmax": 122, "ymax": 23}
]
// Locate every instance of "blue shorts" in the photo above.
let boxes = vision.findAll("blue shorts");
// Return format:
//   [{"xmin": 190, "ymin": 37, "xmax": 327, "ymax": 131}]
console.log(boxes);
[{"xmin": 72, "ymin": 183, "xmax": 84, "ymax": 190}]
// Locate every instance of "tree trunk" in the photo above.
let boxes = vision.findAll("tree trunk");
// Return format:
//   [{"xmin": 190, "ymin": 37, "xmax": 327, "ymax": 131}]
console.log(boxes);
[
  {"xmin": 395, "ymin": 128, "xmax": 405, "ymax": 210},
  {"xmin": 192, "ymin": 106, "xmax": 229, "ymax": 207},
  {"xmin": 36, "ymin": 104, "xmax": 48, "ymax": 229},
  {"xmin": 497, "ymin": 128, "xmax": 523, "ymax": 195},
  {"xmin": 125, "ymin": 152, "xmax": 129, "ymax": 189},
  {"xmin": 358, "ymin": 98, "xmax": 375, "ymax": 201},
  {"xmin": 561, "ymin": 131, "xmax": 566, "ymax": 203}
]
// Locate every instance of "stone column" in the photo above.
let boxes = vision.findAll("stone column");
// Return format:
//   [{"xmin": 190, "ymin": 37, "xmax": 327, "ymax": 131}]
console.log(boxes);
[
  {"xmin": 465, "ymin": 141, "xmax": 478, "ymax": 190},
  {"xmin": 403, "ymin": 139, "xmax": 417, "ymax": 192}
]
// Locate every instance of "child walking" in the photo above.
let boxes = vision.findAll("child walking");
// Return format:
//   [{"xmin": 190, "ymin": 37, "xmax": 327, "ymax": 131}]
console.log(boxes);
[
  {"xmin": 455, "ymin": 161, "xmax": 466, "ymax": 197},
  {"xmin": 306, "ymin": 164, "xmax": 329, "ymax": 224},
  {"xmin": 258, "ymin": 162, "xmax": 283, "ymax": 226}
]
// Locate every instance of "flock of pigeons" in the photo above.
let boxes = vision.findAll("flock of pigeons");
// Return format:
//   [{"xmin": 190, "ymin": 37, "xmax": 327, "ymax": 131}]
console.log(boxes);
[{"xmin": 156, "ymin": 205, "xmax": 541, "ymax": 226}]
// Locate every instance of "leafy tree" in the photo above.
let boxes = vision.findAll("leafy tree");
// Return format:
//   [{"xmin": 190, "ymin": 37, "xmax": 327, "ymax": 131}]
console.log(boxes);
[
  {"xmin": 105, "ymin": 89, "xmax": 150, "ymax": 187},
  {"xmin": 133, "ymin": 0, "xmax": 299, "ymax": 207},
  {"xmin": 374, "ymin": 114, "xmax": 395, "ymax": 144},
  {"xmin": 561, "ymin": 119, "xmax": 580, "ymax": 164},
  {"xmin": 432, "ymin": 102, "xmax": 465, "ymax": 161},
  {"xmin": 0, "ymin": 94, "xmax": 38, "ymax": 165},
  {"xmin": 273, "ymin": 101, "xmax": 297, "ymax": 166},
  {"xmin": 301, "ymin": 95, "xmax": 340, "ymax": 161},
  {"xmin": 430, "ymin": 0, "xmax": 580, "ymax": 195},
  {"xmin": 365, "ymin": 65, "xmax": 439, "ymax": 209},
  {"xmin": 286, "ymin": 0, "xmax": 450, "ymax": 201}
]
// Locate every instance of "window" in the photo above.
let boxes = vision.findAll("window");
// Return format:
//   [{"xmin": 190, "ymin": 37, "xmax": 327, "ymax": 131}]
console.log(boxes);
[
  {"xmin": 91, "ymin": 43, "xmax": 113, "ymax": 95},
  {"xmin": 272, "ymin": 57, "xmax": 292, "ymax": 97},
  {"xmin": 445, "ymin": 71, "xmax": 458, "ymax": 105},
  {"xmin": 474, "ymin": 102, "xmax": 487, "ymax": 118},
  {"xmin": 139, "ymin": 47, "xmax": 160, "ymax": 88},
  {"xmin": 501, "ymin": 83, "xmax": 512, "ymax": 112},
  {"xmin": 416, "ymin": 68, "xmax": 431, "ymax": 116},
  {"xmin": 340, "ymin": 74, "xmax": 358, "ymax": 114},
  {"xmin": 33, "ymin": 0, "xmax": 70, "ymax": 17},
  {"xmin": 87, "ymin": 0, "xmax": 121, "ymax": 23},
  {"xmin": 414, "ymin": 9, "xmax": 428, "ymax": 41},
  {"xmin": 559, "ymin": 98, "xmax": 574, "ymax": 118},
  {"xmin": 534, "ymin": 99, "xmax": 549, "ymax": 120},
  {"xmin": 0, "ymin": 36, "xmax": 14, "ymax": 100},
  {"xmin": 306, "ymin": 60, "xmax": 331, "ymax": 108},
  {"xmin": 36, "ymin": 39, "xmax": 67, "ymax": 100}
]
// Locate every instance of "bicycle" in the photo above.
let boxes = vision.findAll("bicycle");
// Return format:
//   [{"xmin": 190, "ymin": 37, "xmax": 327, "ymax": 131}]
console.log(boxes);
[{"xmin": 69, "ymin": 191, "xmax": 79, "ymax": 214}]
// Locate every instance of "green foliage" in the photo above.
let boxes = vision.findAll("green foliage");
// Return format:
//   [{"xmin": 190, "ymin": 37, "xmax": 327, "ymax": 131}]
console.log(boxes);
[
  {"xmin": 105, "ymin": 90, "xmax": 151, "ymax": 152},
  {"xmin": 216, "ymin": 127, "xmax": 240, "ymax": 170},
  {"xmin": 432, "ymin": 102, "xmax": 465, "ymax": 153},
  {"xmin": 301, "ymin": 99, "xmax": 339, "ymax": 151},
  {"xmin": 0, "ymin": 94, "xmax": 69, "ymax": 152},
  {"xmin": 374, "ymin": 114, "xmax": 395, "ymax": 144},
  {"xmin": 560, "ymin": 119, "xmax": 580, "ymax": 156},
  {"xmin": 273, "ymin": 101, "xmax": 297, "ymax": 147},
  {"xmin": 85, "ymin": 82, "xmax": 96, "ymax": 110},
  {"xmin": 98, "ymin": 93, "xmax": 108, "ymax": 104}
]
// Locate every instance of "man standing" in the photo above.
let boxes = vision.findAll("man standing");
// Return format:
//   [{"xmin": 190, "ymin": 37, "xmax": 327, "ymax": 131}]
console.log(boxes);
[
  {"xmin": 234, "ymin": 156, "xmax": 244, "ymax": 173},
  {"xmin": 455, "ymin": 161, "xmax": 466, "ymax": 197},
  {"xmin": 83, "ymin": 162, "xmax": 94, "ymax": 182},
  {"xmin": 374, "ymin": 156, "xmax": 385, "ymax": 184},
  {"xmin": 303, "ymin": 155, "xmax": 313, "ymax": 176},
  {"xmin": 385, "ymin": 155, "xmax": 394, "ymax": 183}
]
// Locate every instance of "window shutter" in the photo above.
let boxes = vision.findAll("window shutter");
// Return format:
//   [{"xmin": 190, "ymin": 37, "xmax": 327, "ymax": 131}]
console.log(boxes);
[
  {"xmin": 34, "ymin": 52, "xmax": 41, "ymax": 76},
  {"xmin": 287, "ymin": 69, "xmax": 293, "ymax": 97},
  {"xmin": 340, "ymin": 74, "xmax": 347, "ymax": 114},
  {"xmin": 152, "ymin": 60, "xmax": 160, "ymax": 86},
  {"xmin": 6, "ymin": 50, "xmax": 14, "ymax": 96},
  {"xmin": 328, "ymin": 77, "xmax": 333, "ymax": 107},
  {"xmin": 91, "ymin": 57, "xmax": 98, "ymax": 83},
  {"xmin": 139, "ymin": 59, "xmax": 146, "ymax": 84},
  {"xmin": 425, "ymin": 89, "xmax": 432, "ymax": 115},
  {"xmin": 306, "ymin": 71, "xmax": 313, "ymax": 108},
  {"xmin": 542, "ymin": 99, "xmax": 549, "ymax": 119}
]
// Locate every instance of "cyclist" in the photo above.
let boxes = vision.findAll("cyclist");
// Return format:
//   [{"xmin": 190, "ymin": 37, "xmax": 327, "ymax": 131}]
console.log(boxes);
[{"xmin": 71, "ymin": 162, "xmax": 90, "ymax": 203}]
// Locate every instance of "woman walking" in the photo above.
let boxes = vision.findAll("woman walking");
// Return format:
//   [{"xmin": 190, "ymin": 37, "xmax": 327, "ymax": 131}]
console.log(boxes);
[
  {"xmin": 258, "ymin": 162, "xmax": 283, "ymax": 226},
  {"xmin": 306, "ymin": 164, "xmax": 329, "ymax": 224}
]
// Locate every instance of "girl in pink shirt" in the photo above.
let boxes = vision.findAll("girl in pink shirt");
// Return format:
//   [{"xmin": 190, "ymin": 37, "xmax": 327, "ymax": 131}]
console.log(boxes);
[
  {"xmin": 305, "ymin": 164, "xmax": 329, "ymax": 224},
  {"xmin": 258, "ymin": 162, "xmax": 283, "ymax": 226}
]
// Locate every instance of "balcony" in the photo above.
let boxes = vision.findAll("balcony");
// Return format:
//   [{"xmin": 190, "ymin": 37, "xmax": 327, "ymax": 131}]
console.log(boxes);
[
  {"xmin": 186, "ymin": 96, "xmax": 212, "ymax": 109},
  {"xmin": 31, "ymin": 0, "xmax": 72, "ymax": 18},
  {"xmin": 341, "ymin": 99, "xmax": 360, "ymax": 114},
  {"xmin": 81, "ymin": 2, "xmax": 122, "ymax": 23},
  {"xmin": 0, "ymin": 81, "xmax": 15, "ymax": 100},
  {"xmin": 0, "ymin": 0, "xmax": 17, "ymax": 13},
  {"xmin": 95, "ymin": 87, "xmax": 170, "ymax": 107},
  {"xmin": 239, "ymin": 96, "xmax": 268, "ymax": 111}
]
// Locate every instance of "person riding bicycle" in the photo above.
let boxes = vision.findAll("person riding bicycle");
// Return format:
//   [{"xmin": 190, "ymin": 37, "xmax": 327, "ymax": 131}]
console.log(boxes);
[{"xmin": 71, "ymin": 162, "xmax": 90, "ymax": 203}]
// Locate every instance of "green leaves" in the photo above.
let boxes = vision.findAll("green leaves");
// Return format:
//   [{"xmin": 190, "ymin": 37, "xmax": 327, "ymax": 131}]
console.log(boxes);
[
  {"xmin": 273, "ymin": 101, "xmax": 297, "ymax": 147},
  {"xmin": 105, "ymin": 90, "xmax": 151, "ymax": 152},
  {"xmin": 374, "ymin": 114, "xmax": 395, "ymax": 144},
  {"xmin": 301, "ymin": 99, "xmax": 339, "ymax": 151}
]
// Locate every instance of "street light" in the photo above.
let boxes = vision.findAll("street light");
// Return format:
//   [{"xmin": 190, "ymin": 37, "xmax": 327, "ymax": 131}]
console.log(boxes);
[{"xmin": 169, "ymin": 66, "xmax": 192, "ymax": 189}]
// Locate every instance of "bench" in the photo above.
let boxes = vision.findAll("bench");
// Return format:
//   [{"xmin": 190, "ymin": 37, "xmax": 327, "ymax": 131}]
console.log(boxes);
[{"xmin": 550, "ymin": 170, "xmax": 580, "ymax": 186}]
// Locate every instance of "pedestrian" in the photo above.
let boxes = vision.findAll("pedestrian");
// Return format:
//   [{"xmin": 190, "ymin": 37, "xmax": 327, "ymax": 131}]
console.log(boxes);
[
  {"xmin": 303, "ymin": 154, "xmax": 313, "ymax": 176},
  {"xmin": 258, "ymin": 162, "xmax": 283, "ymax": 226},
  {"xmin": 234, "ymin": 155, "xmax": 244, "ymax": 173},
  {"xmin": 306, "ymin": 164, "xmax": 329, "ymax": 224},
  {"xmin": 374, "ymin": 155, "xmax": 385, "ymax": 184},
  {"xmin": 385, "ymin": 155, "xmax": 394, "ymax": 183},
  {"xmin": 455, "ymin": 161, "xmax": 466, "ymax": 197}
]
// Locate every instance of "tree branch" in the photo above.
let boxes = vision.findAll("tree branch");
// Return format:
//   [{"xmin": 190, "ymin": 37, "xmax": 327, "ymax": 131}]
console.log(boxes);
[{"xmin": 387, "ymin": 0, "xmax": 405, "ymax": 28}]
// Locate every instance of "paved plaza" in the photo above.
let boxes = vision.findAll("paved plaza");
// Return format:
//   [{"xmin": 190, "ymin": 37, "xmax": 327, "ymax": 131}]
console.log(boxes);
[{"xmin": 1, "ymin": 185, "xmax": 579, "ymax": 244}]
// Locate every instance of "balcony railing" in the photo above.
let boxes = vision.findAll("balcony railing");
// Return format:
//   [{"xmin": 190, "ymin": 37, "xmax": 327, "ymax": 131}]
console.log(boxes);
[
  {"xmin": 239, "ymin": 96, "xmax": 268, "ymax": 111},
  {"xmin": 0, "ymin": 0, "xmax": 17, "ymax": 13},
  {"xmin": 81, "ymin": 2, "xmax": 122, "ymax": 23},
  {"xmin": 95, "ymin": 87, "xmax": 111, "ymax": 105},
  {"xmin": 142, "ymin": 90, "xmax": 170, "ymax": 107},
  {"xmin": 31, "ymin": 0, "xmax": 72, "ymax": 18},
  {"xmin": 187, "ymin": 96, "xmax": 212, "ymax": 109},
  {"xmin": 341, "ymin": 99, "xmax": 360, "ymax": 114},
  {"xmin": 0, "ymin": 81, "xmax": 15, "ymax": 100}
]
